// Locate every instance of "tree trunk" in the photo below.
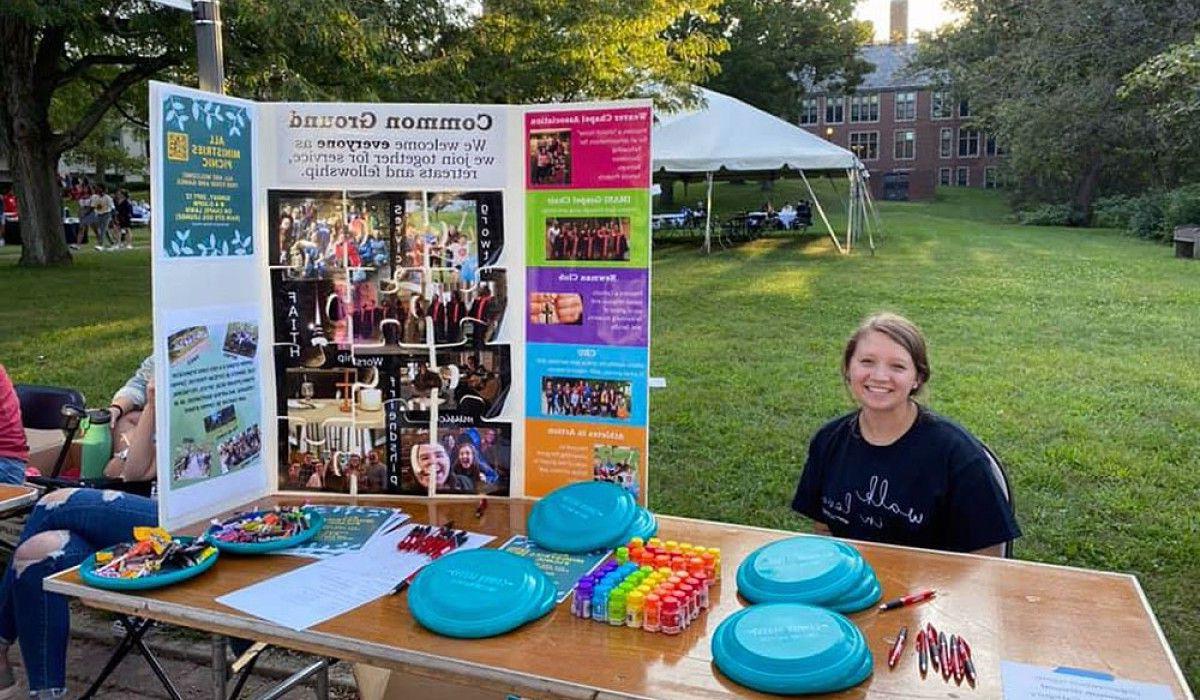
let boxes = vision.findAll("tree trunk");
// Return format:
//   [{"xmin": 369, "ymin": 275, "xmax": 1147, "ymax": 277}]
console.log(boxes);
[
  {"xmin": 1070, "ymin": 154, "xmax": 1104, "ymax": 226},
  {"xmin": 1, "ymin": 15, "xmax": 71, "ymax": 266}
]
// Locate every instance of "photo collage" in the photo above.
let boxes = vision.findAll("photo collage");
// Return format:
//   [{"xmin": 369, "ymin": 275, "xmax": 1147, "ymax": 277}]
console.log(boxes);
[{"xmin": 268, "ymin": 190, "xmax": 513, "ymax": 496}]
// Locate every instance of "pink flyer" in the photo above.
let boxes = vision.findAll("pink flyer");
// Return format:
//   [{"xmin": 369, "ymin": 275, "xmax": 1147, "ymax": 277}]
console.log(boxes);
[{"xmin": 526, "ymin": 106, "xmax": 651, "ymax": 190}]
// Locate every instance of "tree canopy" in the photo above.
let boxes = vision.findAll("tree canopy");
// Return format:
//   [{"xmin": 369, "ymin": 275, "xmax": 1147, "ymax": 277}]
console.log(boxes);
[
  {"xmin": 703, "ymin": 0, "xmax": 871, "ymax": 121},
  {"xmin": 914, "ymin": 0, "xmax": 1200, "ymax": 218}
]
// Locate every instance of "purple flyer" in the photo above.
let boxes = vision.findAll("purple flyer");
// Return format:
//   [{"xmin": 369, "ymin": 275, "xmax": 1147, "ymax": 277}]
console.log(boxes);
[{"xmin": 526, "ymin": 267, "xmax": 648, "ymax": 346}]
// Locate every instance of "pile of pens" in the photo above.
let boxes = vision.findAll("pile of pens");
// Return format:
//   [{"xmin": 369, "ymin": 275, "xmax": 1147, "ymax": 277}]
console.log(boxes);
[
  {"xmin": 93, "ymin": 527, "xmax": 217, "ymax": 580},
  {"xmin": 209, "ymin": 506, "xmax": 312, "ymax": 544},
  {"xmin": 888, "ymin": 622, "xmax": 977, "ymax": 686},
  {"xmin": 391, "ymin": 523, "xmax": 468, "ymax": 594},
  {"xmin": 570, "ymin": 554, "xmax": 713, "ymax": 636}
]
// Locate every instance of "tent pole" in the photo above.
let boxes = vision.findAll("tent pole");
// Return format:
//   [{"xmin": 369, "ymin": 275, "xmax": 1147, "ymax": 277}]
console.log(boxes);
[
  {"xmin": 798, "ymin": 170, "xmax": 844, "ymax": 254},
  {"xmin": 847, "ymin": 169, "xmax": 856, "ymax": 253},
  {"xmin": 703, "ymin": 172, "xmax": 714, "ymax": 254},
  {"xmin": 859, "ymin": 173, "xmax": 875, "ymax": 254}
]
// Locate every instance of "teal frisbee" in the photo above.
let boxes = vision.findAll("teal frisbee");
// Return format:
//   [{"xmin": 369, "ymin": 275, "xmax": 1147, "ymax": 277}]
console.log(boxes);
[
  {"xmin": 619, "ymin": 506, "xmax": 658, "ymax": 543},
  {"xmin": 737, "ymin": 536, "xmax": 867, "ymax": 606},
  {"xmin": 407, "ymin": 549, "xmax": 557, "ymax": 638},
  {"xmin": 80, "ymin": 537, "xmax": 219, "ymax": 591},
  {"xmin": 207, "ymin": 509, "xmax": 325, "ymax": 554},
  {"xmin": 711, "ymin": 603, "xmax": 873, "ymax": 694},
  {"xmin": 527, "ymin": 481, "xmax": 638, "ymax": 553}
]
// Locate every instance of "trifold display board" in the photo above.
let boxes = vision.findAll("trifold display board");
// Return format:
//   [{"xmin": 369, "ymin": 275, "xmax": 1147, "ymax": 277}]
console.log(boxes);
[{"xmin": 150, "ymin": 82, "xmax": 652, "ymax": 530}]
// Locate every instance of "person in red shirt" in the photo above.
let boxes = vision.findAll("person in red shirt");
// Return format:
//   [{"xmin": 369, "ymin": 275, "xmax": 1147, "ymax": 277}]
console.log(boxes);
[
  {"xmin": 0, "ymin": 365, "xmax": 29, "ymax": 483},
  {"xmin": 1, "ymin": 189, "xmax": 18, "ymax": 248}
]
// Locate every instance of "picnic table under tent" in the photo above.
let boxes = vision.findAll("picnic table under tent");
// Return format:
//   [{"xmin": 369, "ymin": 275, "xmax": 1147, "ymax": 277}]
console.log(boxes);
[{"xmin": 652, "ymin": 87, "xmax": 881, "ymax": 253}]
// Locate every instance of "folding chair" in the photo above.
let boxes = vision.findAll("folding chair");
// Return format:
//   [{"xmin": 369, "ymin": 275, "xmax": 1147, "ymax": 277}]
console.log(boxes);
[
  {"xmin": 14, "ymin": 383, "xmax": 87, "ymax": 479},
  {"xmin": 980, "ymin": 442, "xmax": 1017, "ymax": 559}
]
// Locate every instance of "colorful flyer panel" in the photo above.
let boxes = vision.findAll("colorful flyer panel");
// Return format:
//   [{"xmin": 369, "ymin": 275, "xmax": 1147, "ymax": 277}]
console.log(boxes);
[
  {"xmin": 525, "ymin": 343, "xmax": 648, "ymax": 426},
  {"xmin": 526, "ymin": 189, "xmax": 649, "ymax": 268},
  {"xmin": 498, "ymin": 535, "xmax": 610, "ymax": 603},
  {"xmin": 160, "ymin": 91, "xmax": 254, "ymax": 258},
  {"xmin": 165, "ymin": 312, "xmax": 263, "ymax": 490},
  {"xmin": 526, "ymin": 107, "xmax": 651, "ymax": 190},
  {"xmin": 525, "ymin": 419, "xmax": 646, "ymax": 501},
  {"xmin": 526, "ymin": 268, "xmax": 647, "ymax": 347}
]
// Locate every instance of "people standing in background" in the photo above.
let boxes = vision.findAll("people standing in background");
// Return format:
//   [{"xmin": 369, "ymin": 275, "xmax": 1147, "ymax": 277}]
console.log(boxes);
[
  {"xmin": 1, "ymin": 188, "xmax": 18, "ymax": 248},
  {"xmin": 91, "ymin": 185, "xmax": 115, "ymax": 251},
  {"xmin": 113, "ymin": 189, "xmax": 134, "ymax": 249}
]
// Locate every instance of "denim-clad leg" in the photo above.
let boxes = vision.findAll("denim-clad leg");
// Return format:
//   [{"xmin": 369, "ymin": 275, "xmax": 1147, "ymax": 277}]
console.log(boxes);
[{"xmin": 0, "ymin": 488, "xmax": 157, "ymax": 696}]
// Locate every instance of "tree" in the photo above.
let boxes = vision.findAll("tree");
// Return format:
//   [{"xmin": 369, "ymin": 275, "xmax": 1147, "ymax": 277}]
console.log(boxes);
[
  {"xmin": 703, "ymin": 0, "xmax": 872, "ymax": 121},
  {"xmin": 1121, "ymin": 35, "xmax": 1200, "ymax": 179},
  {"xmin": 913, "ymin": 0, "xmax": 1200, "ymax": 220},
  {"xmin": 2, "ymin": 0, "xmax": 726, "ymax": 266}
]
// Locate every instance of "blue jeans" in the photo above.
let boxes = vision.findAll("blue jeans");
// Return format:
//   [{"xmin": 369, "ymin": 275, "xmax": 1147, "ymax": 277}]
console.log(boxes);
[
  {"xmin": 0, "ymin": 488, "xmax": 157, "ymax": 696},
  {"xmin": 0, "ymin": 456, "xmax": 25, "ymax": 484}
]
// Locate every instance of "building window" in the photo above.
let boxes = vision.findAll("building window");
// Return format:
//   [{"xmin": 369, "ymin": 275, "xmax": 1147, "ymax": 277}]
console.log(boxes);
[
  {"xmin": 939, "ymin": 167, "xmax": 952, "ymax": 186},
  {"xmin": 849, "ymin": 94, "xmax": 879, "ymax": 123},
  {"xmin": 894, "ymin": 91, "xmax": 917, "ymax": 121},
  {"xmin": 849, "ymin": 131, "xmax": 879, "ymax": 161},
  {"xmin": 985, "ymin": 133, "xmax": 1005, "ymax": 156},
  {"xmin": 939, "ymin": 128, "xmax": 953, "ymax": 158},
  {"xmin": 955, "ymin": 166, "xmax": 969, "ymax": 186},
  {"xmin": 932, "ymin": 91, "xmax": 954, "ymax": 119},
  {"xmin": 959, "ymin": 99, "xmax": 971, "ymax": 118},
  {"xmin": 799, "ymin": 97, "xmax": 819, "ymax": 125},
  {"xmin": 893, "ymin": 130, "xmax": 915, "ymax": 160},
  {"xmin": 984, "ymin": 167, "xmax": 1000, "ymax": 189},
  {"xmin": 958, "ymin": 128, "xmax": 980, "ymax": 157},
  {"xmin": 825, "ymin": 97, "xmax": 844, "ymax": 124}
]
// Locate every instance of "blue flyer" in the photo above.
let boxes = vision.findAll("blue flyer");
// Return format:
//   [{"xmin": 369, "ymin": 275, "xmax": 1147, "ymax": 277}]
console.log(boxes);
[{"xmin": 499, "ymin": 535, "xmax": 609, "ymax": 603}]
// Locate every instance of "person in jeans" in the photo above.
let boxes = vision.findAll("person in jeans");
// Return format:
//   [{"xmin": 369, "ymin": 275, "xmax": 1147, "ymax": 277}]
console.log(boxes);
[
  {"xmin": 113, "ymin": 189, "xmax": 134, "ymax": 249},
  {"xmin": 0, "ymin": 488, "xmax": 158, "ymax": 699},
  {"xmin": 91, "ymin": 185, "xmax": 115, "ymax": 251},
  {"xmin": 0, "ymin": 366, "xmax": 29, "ymax": 484}
]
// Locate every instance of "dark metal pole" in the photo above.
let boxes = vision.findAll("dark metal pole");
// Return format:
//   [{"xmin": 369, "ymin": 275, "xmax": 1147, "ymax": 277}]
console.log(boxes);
[{"xmin": 192, "ymin": 0, "xmax": 225, "ymax": 94}]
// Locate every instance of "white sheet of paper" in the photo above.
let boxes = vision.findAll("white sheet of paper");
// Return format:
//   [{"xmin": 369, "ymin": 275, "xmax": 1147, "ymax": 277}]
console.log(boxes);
[
  {"xmin": 1000, "ymin": 661, "xmax": 1174, "ymax": 700},
  {"xmin": 216, "ymin": 525, "xmax": 494, "ymax": 630}
]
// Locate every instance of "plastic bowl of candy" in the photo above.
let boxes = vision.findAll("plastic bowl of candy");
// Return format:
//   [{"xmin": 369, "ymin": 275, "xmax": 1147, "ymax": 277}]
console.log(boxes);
[
  {"xmin": 80, "ymin": 530, "xmax": 220, "ymax": 591},
  {"xmin": 206, "ymin": 507, "xmax": 325, "ymax": 554}
]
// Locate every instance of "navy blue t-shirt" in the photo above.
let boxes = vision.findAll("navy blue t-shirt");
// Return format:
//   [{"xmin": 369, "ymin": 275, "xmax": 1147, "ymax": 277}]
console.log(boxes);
[{"xmin": 792, "ymin": 409, "xmax": 1020, "ymax": 553}]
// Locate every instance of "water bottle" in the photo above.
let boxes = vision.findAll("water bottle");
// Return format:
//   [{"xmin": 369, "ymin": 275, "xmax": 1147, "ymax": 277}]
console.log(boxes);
[{"xmin": 78, "ymin": 409, "xmax": 113, "ymax": 479}]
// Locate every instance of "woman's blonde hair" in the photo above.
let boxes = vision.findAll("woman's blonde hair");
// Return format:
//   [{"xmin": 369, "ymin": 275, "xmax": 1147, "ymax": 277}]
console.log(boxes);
[{"xmin": 842, "ymin": 313, "xmax": 931, "ymax": 395}]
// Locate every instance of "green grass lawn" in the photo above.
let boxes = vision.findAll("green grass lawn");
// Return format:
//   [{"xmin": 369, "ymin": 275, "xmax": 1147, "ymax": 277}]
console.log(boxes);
[{"xmin": 2, "ymin": 187, "xmax": 1198, "ymax": 689}]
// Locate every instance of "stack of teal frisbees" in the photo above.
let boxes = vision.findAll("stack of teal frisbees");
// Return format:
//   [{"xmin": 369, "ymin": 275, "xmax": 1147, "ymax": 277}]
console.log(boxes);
[
  {"xmin": 526, "ymin": 481, "xmax": 657, "ymax": 554},
  {"xmin": 407, "ymin": 549, "xmax": 556, "ymax": 638},
  {"xmin": 711, "ymin": 603, "xmax": 872, "ymax": 694},
  {"xmin": 736, "ymin": 536, "xmax": 881, "ymax": 613}
]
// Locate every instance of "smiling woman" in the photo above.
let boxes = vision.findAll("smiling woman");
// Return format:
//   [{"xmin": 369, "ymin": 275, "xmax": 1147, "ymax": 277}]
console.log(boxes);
[{"xmin": 791, "ymin": 313, "xmax": 1021, "ymax": 556}]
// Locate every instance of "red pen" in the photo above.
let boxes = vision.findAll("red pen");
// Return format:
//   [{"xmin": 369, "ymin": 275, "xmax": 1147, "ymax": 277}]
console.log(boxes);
[
  {"xmin": 927, "ymin": 623, "xmax": 939, "ymax": 670},
  {"xmin": 887, "ymin": 626, "xmax": 908, "ymax": 669},
  {"xmin": 959, "ymin": 636, "xmax": 977, "ymax": 685},
  {"xmin": 950, "ymin": 634, "xmax": 963, "ymax": 683},
  {"xmin": 879, "ymin": 589, "xmax": 936, "ymax": 611},
  {"xmin": 916, "ymin": 630, "xmax": 928, "ymax": 676},
  {"xmin": 939, "ymin": 631, "xmax": 950, "ymax": 680}
]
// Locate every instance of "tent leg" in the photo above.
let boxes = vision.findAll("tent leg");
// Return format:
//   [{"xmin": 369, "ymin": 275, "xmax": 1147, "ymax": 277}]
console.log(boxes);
[
  {"xmin": 703, "ymin": 172, "xmax": 714, "ymax": 254},
  {"xmin": 799, "ymin": 170, "xmax": 844, "ymax": 254}
]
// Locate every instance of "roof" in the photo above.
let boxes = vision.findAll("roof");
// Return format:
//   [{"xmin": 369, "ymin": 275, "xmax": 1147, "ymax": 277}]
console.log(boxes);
[
  {"xmin": 652, "ymin": 87, "xmax": 861, "ymax": 173},
  {"xmin": 809, "ymin": 43, "xmax": 939, "ymax": 94}
]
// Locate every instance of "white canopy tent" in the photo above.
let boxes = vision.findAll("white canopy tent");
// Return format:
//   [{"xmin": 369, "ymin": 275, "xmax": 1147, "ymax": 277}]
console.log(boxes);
[{"xmin": 653, "ymin": 87, "xmax": 879, "ymax": 253}]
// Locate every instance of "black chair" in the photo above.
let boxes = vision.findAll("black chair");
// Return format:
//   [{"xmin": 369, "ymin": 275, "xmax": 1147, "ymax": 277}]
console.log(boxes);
[
  {"xmin": 15, "ymin": 384, "xmax": 87, "ymax": 479},
  {"xmin": 980, "ymin": 442, "xmax": 1016, "ymax": 559}
]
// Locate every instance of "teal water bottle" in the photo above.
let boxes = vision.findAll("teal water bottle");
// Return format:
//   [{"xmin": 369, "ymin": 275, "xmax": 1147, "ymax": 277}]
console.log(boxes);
[{"xmin": 78, "ymin": 409, "xmax": 113, "ymax": 479}]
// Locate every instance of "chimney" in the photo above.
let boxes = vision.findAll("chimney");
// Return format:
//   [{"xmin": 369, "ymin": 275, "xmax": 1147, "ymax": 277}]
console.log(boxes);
[{"xmin": 889, "ymin": 0, "xmax": 908, "ymax": 43}]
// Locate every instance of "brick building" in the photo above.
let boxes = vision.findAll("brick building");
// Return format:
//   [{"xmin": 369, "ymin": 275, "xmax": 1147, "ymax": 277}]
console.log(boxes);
[{"xmin": 798, "ymin": 42, "xmax": 1005, "ymax": 201}]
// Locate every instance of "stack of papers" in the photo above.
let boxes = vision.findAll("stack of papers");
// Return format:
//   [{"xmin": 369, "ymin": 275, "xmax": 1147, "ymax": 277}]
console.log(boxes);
[{"xmin": 216, "ymin": 523, "xmax": 493, "ymax": 630}]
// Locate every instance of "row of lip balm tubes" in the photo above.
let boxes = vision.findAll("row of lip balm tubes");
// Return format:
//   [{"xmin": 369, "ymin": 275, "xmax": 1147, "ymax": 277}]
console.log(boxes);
[
  {"xmin": 569, "ymin": 558, "xmax": 717, "ymax": 635},
  {"xmin": 616, "ymin": 537, "xmax": 721, "ymax": 581}
]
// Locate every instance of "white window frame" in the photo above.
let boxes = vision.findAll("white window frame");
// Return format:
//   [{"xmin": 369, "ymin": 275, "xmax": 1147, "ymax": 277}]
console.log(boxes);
[
  {"xmin": 955, "ymin": 166, "xmax": 969, "ymax": 186},
  {"xmin": 939, "ymin": 167, "xmax": 952, "ymax": 186},
  {"xmin": 958, "ymin": 128, "xmax": 980, "ymax": 158},
  {"xmin": 939, "ymin": 127, "xmax": 953, "ymax": 159},
  {"xmin": 893, "ymin": 129, "xmax": 916, "ymax": 160},
  {"xmin": 931, "ymin": 91, "xmax": 953, "ymax": 119},
  {"xmin": 849, "ymin": 94, "xmax": 880, "ymax": 123},
  {"xmin": 799, "ymin": 97, "xmax": 820, "ymax": 125},
  {"xmin": 984, "ymin": 166, "xmax": 1000, "ymax": 189},
  {"xmin": 894, "ymin": 91, "xmax": 917, "ymax": 121},
  {"xmin": 959, "ymin": 99, "xmax": 971, "ymax": 118},
  {"xmin": 825, "ymin": 97, "xmax": 844, "ymax": 124},
  {"xmin": 849, "ymin": 131, "xmax": 880, "ymax": 161}
]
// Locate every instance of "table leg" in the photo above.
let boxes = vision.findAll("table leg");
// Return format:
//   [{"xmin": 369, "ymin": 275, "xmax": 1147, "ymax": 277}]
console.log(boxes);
[{"xmin": 211, "ymin": 634, "xmax": 228, "ymax": 700}]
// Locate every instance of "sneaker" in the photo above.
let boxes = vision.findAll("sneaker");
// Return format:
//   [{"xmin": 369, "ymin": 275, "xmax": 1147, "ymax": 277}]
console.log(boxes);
[
  {"xmin": 94, "ymin": 245, "xmax": 104, "ymax": 251},
  {"xmin": 124, "ymin": 244, "xmax": 133, "ymax": 249},
  {"xmin": 69, "ymin": 244, "xmax": 80, "ymax": 250}
]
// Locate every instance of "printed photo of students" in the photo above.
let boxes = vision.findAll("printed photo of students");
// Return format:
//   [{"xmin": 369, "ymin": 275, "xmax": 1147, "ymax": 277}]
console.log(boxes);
[{"xmin": 545, "ymin": 217, "xmax": 630, "ymax": 262}]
